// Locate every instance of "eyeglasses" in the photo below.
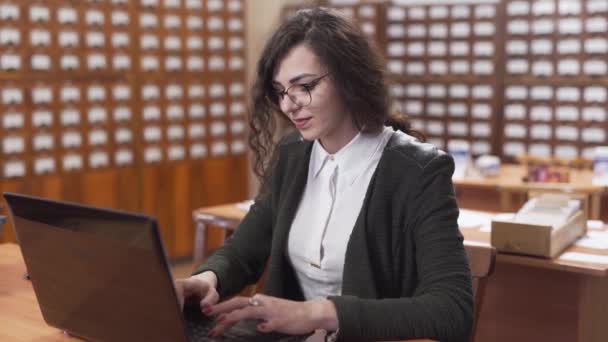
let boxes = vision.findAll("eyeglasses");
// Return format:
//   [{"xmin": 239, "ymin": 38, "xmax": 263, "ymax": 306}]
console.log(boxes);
[{"xmin": 268, "ymin": 73, "xmax": 330, "ymax": 108}]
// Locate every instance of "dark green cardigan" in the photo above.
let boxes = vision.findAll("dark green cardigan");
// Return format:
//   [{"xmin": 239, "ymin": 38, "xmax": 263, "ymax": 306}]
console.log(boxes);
[{"xmin": 194, "ymin": 130, "xmax": 473, "ymax": 341}]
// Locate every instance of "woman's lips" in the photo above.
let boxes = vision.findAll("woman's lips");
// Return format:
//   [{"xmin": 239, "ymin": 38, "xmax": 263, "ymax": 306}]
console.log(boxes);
[{"xmin": 293, "ymin": 117, "xmax": 312, "ymax": 129}]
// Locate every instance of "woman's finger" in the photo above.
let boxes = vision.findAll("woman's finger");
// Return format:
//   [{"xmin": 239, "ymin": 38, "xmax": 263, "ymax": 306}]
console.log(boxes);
[
  {"xmin": 221, "ymin": 306, "xmax": 267, "ymax": 325},
  {"xmin": 208, "ymin": 296, "xmax": 250, "ymax": 314}
]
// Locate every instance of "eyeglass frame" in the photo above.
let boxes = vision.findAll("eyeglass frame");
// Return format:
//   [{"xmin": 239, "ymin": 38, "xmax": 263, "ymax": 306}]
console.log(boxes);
[{"xmin": 267, "ymin": 72, "xmax": 330, "ymax": 109}]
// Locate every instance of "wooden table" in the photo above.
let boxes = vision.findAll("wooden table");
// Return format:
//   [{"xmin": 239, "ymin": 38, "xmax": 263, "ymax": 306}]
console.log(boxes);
[
  {"xmin": 453, "ymin": 164, "xmax": 605, "ymax": 219},
  {"xmin": 0, "ymin": 243, "xmax": 77, "ymax": 341},
  {"xmin": 193, "ymin": 204, "xmax": 608, "ymax": 342}
]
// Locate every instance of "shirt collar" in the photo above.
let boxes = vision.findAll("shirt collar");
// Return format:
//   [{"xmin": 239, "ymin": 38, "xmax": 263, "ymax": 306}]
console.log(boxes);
[{"xmin": 310, "ymin": 127, "xmax": 391, "ymax": 185}]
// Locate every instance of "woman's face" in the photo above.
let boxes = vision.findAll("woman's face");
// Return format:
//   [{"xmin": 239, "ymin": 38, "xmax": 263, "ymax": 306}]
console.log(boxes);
[{"xmin": 272, "ymin": 44, "xmax": 355, "ymax": 148}]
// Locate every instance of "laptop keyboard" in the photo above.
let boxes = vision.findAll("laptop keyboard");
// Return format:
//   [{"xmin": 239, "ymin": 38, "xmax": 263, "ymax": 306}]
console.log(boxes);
[{"xmin": 183, "ymin": 305, "xmax": 308, "ymax": 342}]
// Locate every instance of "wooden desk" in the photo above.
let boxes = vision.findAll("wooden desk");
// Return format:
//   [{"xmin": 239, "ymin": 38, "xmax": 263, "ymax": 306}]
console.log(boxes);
[
  {"xmin": 193, "ymin": 204, "xmax": 608, "ymax": 342},
  {"xmin": 0, "ymin": 243, "xmax": 77, "ymax": 341},
  {"xmin": 453, "ymin": 164, "xmax": 606, "ymax": 219}
]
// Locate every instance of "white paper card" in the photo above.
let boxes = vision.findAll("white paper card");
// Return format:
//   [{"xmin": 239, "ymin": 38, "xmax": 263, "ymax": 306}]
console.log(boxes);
[
  {"xmin": 61, "ymin": 109, "xmax": 80, "ymax": 125},
  {"xmin": 582, "ymin": 128, "xmax": 605, "ymax": 142},
  {"xmin": 559, "ymin": 18, "xmax": 582, "ymax": 34},
  {"xmin": 531, "ymin": 86, "xmax": 553, "ymax": 100},
  {"xmin": 115, "ymin": 149, "xmax": 133, "ymax": 166},
  {"xmin": 62, "ymin": 132, "xmax": 82, "ymax": 148},
  {"xmin": 167, "ymin": 125, "xmax": 184, "ymax": 140},
  {"xmin": 472, "ymin": 104, "xmax": 491, "ymax": 119},
  {"xmin": 165, "ymin": 57, "xmax": 182, "ymax": 70},
  {"xmin": 1, "ymin": 54, "xmax": 21, "ymax": 70},
  {"xmin": 61, "ymin": 55, "xmax": 79, "ymax": 70},
  {"xmin": 64, "ymin": 155, "xmax": 87, "ymax": 174},
  {"xmin": 32, "ymin": 110, "xmax": 52, "ymax": 127},
  {"xmin": 0, "ymin": 4, "xmax": 19, "ymax": 21},
  {"xmin": 87, "ymin": 54, "xmax": 107, "ymax": 70},
  {"xmin": 211, "ymin": 142, "xmax": 228, "ymax": 156},
  {"xmin": 89, "ymin": 130, "xmax": 108, "ymax": 146},
  {"xmin": 164, "ymin": 15, "xmax": 180, "ymax": 29},
  {"xmin": 505, "ymin": 104, "xmax": 526, "ymax": 120},
  {"xmin": 557, "ymin": 87, "xmax": 579, "ymax": 102},
  {"xmin": 451, "ymin": 23, "xmax": 470, "ymax": 37},
  {"xmin": 556, "ymin": 107, "xmax": 579, "ymax": 121},
  {"xmin": 141, "ymin": 35, "xmax": 158, "ymax": 50},
  {"xmin": 144, "ymin": 147, "xmax": 162, "ymax": 163},
  {"xmin": 190, "ymin": 143, "xmax": 207, "ymax": 158},
  {"xmin": 210, "ymin": 103, "xmax": 226, "ymax": 117},
  {"xmin": 31, "ymin": 55, "xmax": 51, "ymax": 70},
  {"xmin": 2, "ymin": 88, "xmax": 23, "ymax": 104},
  {"xmin": 167, "ymin": 105, "xmax": 184, "ymax": 120},
  {"xmin": 88, "ymin": 107, "xmax": 107, "ymax": 123},
  {"xmin": 426, "ymin": 103, "xmax": 444, "ymax": 117},
  {"xmin": 85, "ymin": 10, "xmax": 104, "ymax": 26},
  {"xmin": 34, "ymin": 157, "xmax": 55, "ymax": 174},
  {"xmin": 30, "ymin": 6, "xmax": 50, "ymax": 22},
  {"xmin": 508, "ymin": 1, "xmax": 529, "ymax": 16},
  {"xmin": 585, "ymin": 87, "xmax": 607, "ymax": 102},
  {"xmin": 3, "ymin": 136, "xmax": 24, "ymax": 153},
  {"xmin": 558, "ymin": 59, "xmax": 580, "ymax": 75},
  {"xmin": 530, "ymin": 106, "xmax": 551, "ymax": 121},
  {"xmin": 532, "ymin": 20, "xmax": 553, "ymax": 35},
  {"xmin": 114, "ymin": 107, "xmax": 131, "ymax": 121},
  {"xmin": 3, "ymin": 112, "xmax": 24, "ymax": 129},
  {"xmin": 115, "ymin": 128, "xmax": 132, "ymax": 143},
  {"xmin": 387, "ymin": 7, "xmax": 405, "ymax": 21},
  {"xmin": 429, "ymin": 24, "xmax": 447, "ymax": 38},
  {"xmin": 508, "ymin": 20, "xmax": 528, "ymax": 35},
  {"xmin": 185, "ymin": 104, "xmax": 203, "ymax": 119},
  {"xmin": 142, "ymin": 56, "xmax": 159, "ymax": 71},
  {"xmin": 144, "ymin": 126, "xmax": 162, "ymax": 142},
  {"xmin": 507, "ymin": 60, "xmax": 528, "ymax": 74},
  {"xmin": 112, "ymin": 33, "xmax": 129, "ymax": 48},
  {"xmin": 4, "ymin": 160, "xmax": 26, "ymax": 178},
  {"xmin": 187, "ymin": 56, "xmax": 204, "ymax": 71},
  {"xmin": 189, "ymin": 124, "xmax": 206, "ymax": 138},
  {"xmin": 0, "ymin": 28, "xmax": 19, "ymax": 45},
  {"xmin": 210, "ymin": 121, "xmax": 226, "ymax": 136},
  {"xmin": 228, "ymin": 18, "xmax": 243, "ymax": 32},
  {"xmin": 59, "ymin": 31, "xmax": 78, "ymax": 47},
  {"xmin": 187, "ymin": 16, "xmax": 203, "ymax": 30},
  {"xmin": 530, "ymin": 124, "xmax": 551, "ymax": 139},
  {"xmin": 230, "ymin": 102, "xmax": 245, "ymax": 116},
  {"xmin": 112, "ymin": 11, "xmax": 129, "ymax": 26},
  {"xmin": 475, "ymin": 5, "xmax": 495, "ymax": 18},
  {"xmin": 61, "ymin": 86, "xmax": 80, "ymax": 102},
  {"xmin": 30, "ymin": 30, "xmax": 51, "ymax": 46},
  {"xmin": 32, "ymin": 87, "xmax": 52, "ymax": 104},
  {"xmin": 587, "ymin": 17, "xmax": 608, "ymax": 33},
  {"xmin": 583, "ymin": 107, "xmax": 607, "ymax": 121},
  {"xmin": 165, "ymin": 36, "xmax": 181, "ymax": 50},
  {"xmin": 89, "ymin": 152, "xmax": 109, "ymax": 169},
  {"xmin": 584, "ymin": 61, "xmax": 607, "ymax": 75},
  {"xmin": 187, "ymin": 37, "xmax": 204, "ymax": 50},
  {"xmin": 143, "ymin": 106, "xmax": 161, "ymax": 121},
  {"xmin": 139, "ymin": 14, "xmax": 157, "ymax": 29},
  {"xmin": 506, "ymin": 86, "xmax": 527, "ymax": 100}
]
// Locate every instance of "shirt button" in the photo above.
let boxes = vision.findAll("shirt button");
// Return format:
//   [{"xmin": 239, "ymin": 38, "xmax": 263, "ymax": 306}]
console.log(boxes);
[{"xmin": 329, "ymin": 155, "xmax": 334, "ymax": 161}]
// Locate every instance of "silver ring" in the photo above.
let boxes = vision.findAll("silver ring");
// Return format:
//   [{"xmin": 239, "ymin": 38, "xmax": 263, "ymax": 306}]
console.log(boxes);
[{"xmin": 248, "ymin": 296, "xmax": 260, "ymax": 307}]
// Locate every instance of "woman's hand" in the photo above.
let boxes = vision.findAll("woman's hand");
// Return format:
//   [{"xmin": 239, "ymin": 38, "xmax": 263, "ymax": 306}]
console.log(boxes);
[
  {"xmin": 174, "ymin": 271, "xmax": 220, "ymax": 311},
  {"xmin": 206, "ymin": 294, "xmax": 338, "ymax": 337}
]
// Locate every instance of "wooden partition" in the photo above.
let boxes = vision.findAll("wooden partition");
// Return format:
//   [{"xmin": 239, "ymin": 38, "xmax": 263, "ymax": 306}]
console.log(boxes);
[{"xmin": 0, "ymin": 0, "xmax": 249, "ymax": 258}]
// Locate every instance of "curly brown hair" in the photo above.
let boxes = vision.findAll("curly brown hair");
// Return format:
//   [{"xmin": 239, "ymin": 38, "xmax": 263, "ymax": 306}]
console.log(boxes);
[{"xmin": 249, "ymin": 7, "xmax": 423, "ymax": 184}]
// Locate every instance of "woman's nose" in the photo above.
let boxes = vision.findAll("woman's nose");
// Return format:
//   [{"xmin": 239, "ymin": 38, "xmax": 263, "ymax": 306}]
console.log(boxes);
[{"xmin": 280, "ymin": 94, "xmax": 300, "ymax": 114}]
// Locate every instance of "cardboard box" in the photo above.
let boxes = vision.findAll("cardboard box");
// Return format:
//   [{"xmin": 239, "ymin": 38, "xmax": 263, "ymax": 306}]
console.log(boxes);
[{"xmin": 491, "ymin": 210, "xmax": 586, "ymax": 258}]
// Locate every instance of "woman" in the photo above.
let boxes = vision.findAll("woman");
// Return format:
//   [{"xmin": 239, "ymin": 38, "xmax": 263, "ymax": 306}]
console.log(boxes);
[{"xmin": 176, "ymin": 7, "xmax": 473, "ymax": 342}]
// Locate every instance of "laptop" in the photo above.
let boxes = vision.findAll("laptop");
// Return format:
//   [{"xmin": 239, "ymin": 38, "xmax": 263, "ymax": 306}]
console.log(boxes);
[{"xmin": 4, "ymin": 192, "xmax": 305, "ymax": 342}]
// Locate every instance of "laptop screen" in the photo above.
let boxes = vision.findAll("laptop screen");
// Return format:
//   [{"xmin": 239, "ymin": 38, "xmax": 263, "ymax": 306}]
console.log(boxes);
[{"xmin": 4, "ymin": 192, "xmax": 189, "ymax": 342}]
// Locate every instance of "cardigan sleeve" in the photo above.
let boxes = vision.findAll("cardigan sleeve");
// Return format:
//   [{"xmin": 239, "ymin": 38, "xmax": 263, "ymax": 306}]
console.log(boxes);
[
  {"xmin": 329, "ymin": 153, "xmax": 473, "ymax": 342},
  {"xmin": 191, "ymin": 149, "xmax": 283, "ymax": 299}
]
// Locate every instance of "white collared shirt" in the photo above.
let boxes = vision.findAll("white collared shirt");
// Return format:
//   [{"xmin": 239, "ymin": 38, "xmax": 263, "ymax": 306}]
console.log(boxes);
[{"xmin": 287, "ymin": 126, "xmax": 393, "ymax": 300}]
